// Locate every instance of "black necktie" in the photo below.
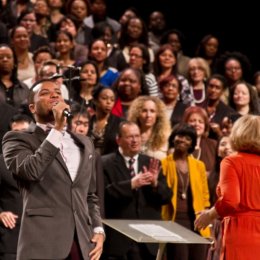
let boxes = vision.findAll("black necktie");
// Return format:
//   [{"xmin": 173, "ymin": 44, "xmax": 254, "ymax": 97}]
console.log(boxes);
[{"xmin": 129, "ymin": 158, "xmax": 135, "ymax": 177}]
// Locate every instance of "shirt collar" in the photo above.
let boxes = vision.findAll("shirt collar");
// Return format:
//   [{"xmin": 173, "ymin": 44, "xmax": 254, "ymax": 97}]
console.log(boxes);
[
  {"xmin": 36, "ymin": 122, "xmax": 67, "ymax": 134},
  {"xmin": 118, "ymin": 147, "xmax": 139, "ymax": 164}
]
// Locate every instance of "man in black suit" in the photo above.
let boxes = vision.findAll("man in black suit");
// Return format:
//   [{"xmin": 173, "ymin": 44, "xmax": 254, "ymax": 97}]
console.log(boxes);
[
  {"xmin": 101, "ymin": 121, "xmax": 172, "ymax": 260},
  {"xmin": 0, "ymin": 114, "xmax": 31, "ymax": 260}
]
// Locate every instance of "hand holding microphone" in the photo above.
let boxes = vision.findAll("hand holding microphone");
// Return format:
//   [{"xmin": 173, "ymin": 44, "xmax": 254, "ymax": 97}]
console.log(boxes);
[
  {"xmin": 52, "ymin": 101, "xmax": 71, "ymax": 132},
  {"xmin": 63, "ymin": 109, "xmax": 72, "ymax": 118}
]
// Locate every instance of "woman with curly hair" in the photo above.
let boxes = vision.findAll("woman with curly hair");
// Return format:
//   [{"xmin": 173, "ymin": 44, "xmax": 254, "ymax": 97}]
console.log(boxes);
[{"xmin": 127, "ymin": 95, "xmax": 171, "ymax": 160}]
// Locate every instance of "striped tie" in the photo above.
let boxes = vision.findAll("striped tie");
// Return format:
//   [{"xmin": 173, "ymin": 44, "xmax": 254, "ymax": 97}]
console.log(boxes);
[{"xmin": 129, "ymin": 158, "xmax": 135, "ymax": 177}]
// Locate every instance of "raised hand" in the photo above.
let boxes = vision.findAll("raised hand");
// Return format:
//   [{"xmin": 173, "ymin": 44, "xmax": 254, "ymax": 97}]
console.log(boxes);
[{"xmin": 148, "ymin": 158, "xmax": 161, "ymax": 187}]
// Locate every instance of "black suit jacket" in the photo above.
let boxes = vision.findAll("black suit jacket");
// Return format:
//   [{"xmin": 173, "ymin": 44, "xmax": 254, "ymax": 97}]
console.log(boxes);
[
  {"xmin": 0, "ymin": 101, "xmax": 16, "ymax": 153},
  {"xmin": 102, "ymin": 151, "xmax": 172, "ymax": 257},
  {"xmin": 0, "ymin": 155, "xmax": 22, "ymax": 254},
  {"xmin": 170, "ymin": 101, "xmax": 188, "ymax": 128}
]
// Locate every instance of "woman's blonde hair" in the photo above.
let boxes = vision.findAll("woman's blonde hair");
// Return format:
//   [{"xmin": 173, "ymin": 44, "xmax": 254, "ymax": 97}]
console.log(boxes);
[
  {"xmin": 230, "ymin": 115, "xmax": 260, "ymax": 153},
  {"xmin": 188, "ymin": 57, "xmax": 211, "ymax": 81},
  {"xmin": 127, "ymin": 95, "xmax": 171, "ymax": 150}
]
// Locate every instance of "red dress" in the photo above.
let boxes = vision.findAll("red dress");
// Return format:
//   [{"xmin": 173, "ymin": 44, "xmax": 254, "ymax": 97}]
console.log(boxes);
[{"xmin": 215, "ymin": 152, "xmax": 260, "ymax": 260}]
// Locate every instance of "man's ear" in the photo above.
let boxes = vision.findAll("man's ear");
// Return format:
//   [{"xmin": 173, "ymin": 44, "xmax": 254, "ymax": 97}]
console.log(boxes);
[
  {"xmin": 116, "ymin": 135, "xmax": 120, "ymax": 145},
  {"xmin": 29, "ymin": 103, "xmax": 36, "ymax": 114}
]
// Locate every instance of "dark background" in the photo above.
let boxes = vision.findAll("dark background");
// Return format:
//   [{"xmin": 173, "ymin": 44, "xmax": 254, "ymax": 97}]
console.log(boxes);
[{"xmin": 106, "ymin": 0, "xmax": 260, "ymax": 78}]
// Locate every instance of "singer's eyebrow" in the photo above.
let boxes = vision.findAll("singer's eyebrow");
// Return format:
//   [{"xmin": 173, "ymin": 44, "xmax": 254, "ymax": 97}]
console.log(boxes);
[{"xmin": 38, "ymin": 87, "xmax": 62, "ymax": 95}]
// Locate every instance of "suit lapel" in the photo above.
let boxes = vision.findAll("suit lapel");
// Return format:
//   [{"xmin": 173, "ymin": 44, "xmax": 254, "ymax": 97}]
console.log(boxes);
[
  {"xmin": 138, "ymin": 154, "xmax": 148, "ymax": 173},
  {"xmin": 32, "ymin": 125, "xmax": 70, "ymax": 176},
  {"xmin": 114, "ymin": 152, "xmax": 132, "ymax": 179},
  {"xmin": 68, "ymin": 131, "xmax": 87, "ymax": 182}
]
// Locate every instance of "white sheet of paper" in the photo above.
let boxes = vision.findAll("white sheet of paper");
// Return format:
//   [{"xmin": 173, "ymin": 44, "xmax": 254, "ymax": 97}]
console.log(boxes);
[{"xmin": 129, "ymin": 224, "xmax": 187, "ymax": 242}]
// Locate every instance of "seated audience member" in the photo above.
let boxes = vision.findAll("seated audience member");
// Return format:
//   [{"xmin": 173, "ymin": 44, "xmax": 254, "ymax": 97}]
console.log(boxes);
[
  {"xmin": 159, "ymin": 75, "xmax": 188, "ymax": 128},
  {"xmin": 88, "ymin": 84, "xmax": 123, "ymax": 155},
  {"xmin": 102, "ymin": 121, "xmax": 172, "ymax": 259},
  {"xmin": 127, "ymin": 96, "xmax": 171, "ymax": 160},
  {"xmin": 67, "ymin": 102, "xmax": 105, "ymax": 217},
  {"xmin": 201, "ymin": 74, "xmax": 239, "ymax": 139},
  {"xmin": 23, "ymin": 46, "xmax": 55, "ymax": 88},
  {"xmin": 128, "ymin": 43, "xmax": 159, "ymax": 96},
  {"xmin": 161, "ymin": 123, "xmax": 210, "ymax": 260},
  {"xmin": 228, "ymin": 80, "xmax": 260, "ymax": 116},
  {"xmin": 88, "ymin": 39, "xmax": 119, "ymax": 87},
  {"xmin": 70, "ymin": 60, "xmax": 99, "ymax": 116},
  {"xmin": 111, "ymin": 68, "xmax": 149, "ymax": 119},
  {"xmin": 160, "ymin": 29, "xmax": 191, "ymax": 78},
  {"xmin": 0, "ymin": 113, "xmax": 31, "ymax": 260},
  {"xmin": 0, "ymin": 44, "xmax": 29, "ymax": 109},
  {"xmin": 183, "ymin": 106, "xmax": 217, "ymax": 176},
  {"xmin": 67, "ymin": 102, "xmax": 91, "ymax": 136},
  {"xmin": 10, "ymin": 25, "xmax": 36, "ymax": 82}
]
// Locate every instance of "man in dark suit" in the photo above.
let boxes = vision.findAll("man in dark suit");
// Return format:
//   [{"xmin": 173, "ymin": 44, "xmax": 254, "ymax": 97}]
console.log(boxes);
[
  {"xmin": 2, "ymin": 79, "xmax": 104, "ymax": 260},
  {"xmin": 0, "ymin": 114, "xmax": 31, "ymax": 260},
  {"xmin": 101, "ymin": 121, "xmax": 172, "ymax": 260}
]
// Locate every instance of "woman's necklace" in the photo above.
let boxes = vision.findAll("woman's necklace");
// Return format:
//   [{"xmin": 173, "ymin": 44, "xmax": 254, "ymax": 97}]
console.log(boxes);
[
  {"xmin": 190, "ymin": 86, "xmax": 206, "ymax": 104},
  {"xmin": 177, "ymin": 168, "xmax": 190, "ymax": 200},
  {"xmin": 192, "ymin": 147, "xmax": 201, "ymax": 160}
]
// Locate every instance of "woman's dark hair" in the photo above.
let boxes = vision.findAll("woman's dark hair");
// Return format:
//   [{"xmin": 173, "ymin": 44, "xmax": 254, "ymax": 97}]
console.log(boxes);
[
  {"xmin": 206, "ymin": 73, "xmax": 228, "ymax": 90},
  {"xmin": 112, "ymin": 67, "xmax": 149, "ymax": 96},
  {"xmin": 160, "ymin": 28, "xmax": 185, "ymax": 49},
  {"xmin": 153, "ymin": 44, "xmax": 177, "ymax": 78},
  {"xmin": 129, "ymin": 43, "xmax": 151, "ymax": 74},
  {"xmin": 229, "ymin": 80, "xmax": 260, "ymax": 115},
  {"xmin": 118, "ymin": 16, "xmax": 149, "ymax": 49},
  {"xmin": 215, "ymin": 51, "xmax": 252, "ymax": 83},
  {"xmin": 92, "ymin": 83, "xmax": 115, "ymax": 100},
  {"xmin": 195, "ymin": 34, "xmax": 220, "ymax": 58},
  {"xmin": 32, "ymin": 45, "xmax": 54, "ymax": 62},
  {"xmin": 17, "ymin": 8, "xmax": 35, "ymax": 25},
  {"xmin": 67, "ymin": 102, "xmax": 90, "ymax": 131},
  {"xmin": 55, "ymin": 30, "xmax": 74, "ymax": 43},
  {"xmin": 0, "ymin": 43, "xmax": 19, "ymax": 83},
  {"xmin": 168, "ymin": 123, "xmax": 197, "ymax": 153},
  {"xmin": 158, "ymin": 74, "xmax": 182, "ymax": 93},
  {"xmin": 79, "ymin": 59, "xmax": 100, "ymax": 83},
  {"xmin": 88, "ymin": 38, "xmax": 109, "ymax": 70}
]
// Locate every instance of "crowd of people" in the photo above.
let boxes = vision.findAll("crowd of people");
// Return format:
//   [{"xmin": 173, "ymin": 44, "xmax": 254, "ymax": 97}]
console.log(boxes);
[{"xmin": 1, "ymin": 1, "xmax": 260, "ymax": 260}]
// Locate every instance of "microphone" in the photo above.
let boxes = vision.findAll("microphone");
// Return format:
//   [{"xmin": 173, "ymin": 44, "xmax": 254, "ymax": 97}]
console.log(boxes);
[
  {"xmin": 58, "ymin": 64, "xmax": 81, "ymax": 70},
  {"xmin": 48, "ymin": 73, "xmax": 64, "ymax": 80},
  {"xmin": 63, "ymin": 109, "xmax": 72, "ymax": 118},
  {"xmin": 63, "ymin": 76, "xmax": 87, "ymax": 82}
]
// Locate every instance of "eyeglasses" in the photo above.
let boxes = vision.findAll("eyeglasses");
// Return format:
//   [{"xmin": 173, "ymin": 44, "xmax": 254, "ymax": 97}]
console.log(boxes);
[
  {"xmin": 129, "ymin": 53, "xmax": 143, "ymax": 59},
  {"xmin": 0, "ymin": 55, "xmax": 13, "ymax": 60},
  {"xmin": 164, "ymin": 82, "xmax": 179, "ymax": 89},
  {"xmin": 22, "ymin": 19, "xmax": 36, "ymax": 23},
  {"xmin": 225, "ymin": 67, "xmax": 241, "ymax": 72},
  {"xmin": 189, "ymin": 67, "xmax": 204, "ymax": 72}
]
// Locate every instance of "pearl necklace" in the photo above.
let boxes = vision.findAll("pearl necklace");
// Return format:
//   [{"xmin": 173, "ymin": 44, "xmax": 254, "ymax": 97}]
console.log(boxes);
[
  {"xmin": 190, "ymin": 86, "xmax": 206, "ymax": 104},
  {"xmin": 192, "ymin": 147, "xmax": 201, "ymax": 160}
]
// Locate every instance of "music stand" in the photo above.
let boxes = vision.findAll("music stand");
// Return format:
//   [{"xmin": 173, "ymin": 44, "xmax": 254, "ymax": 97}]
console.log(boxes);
[{"xmin": 102, "ymin": 219, "xmax": 211, "ymax": 260}]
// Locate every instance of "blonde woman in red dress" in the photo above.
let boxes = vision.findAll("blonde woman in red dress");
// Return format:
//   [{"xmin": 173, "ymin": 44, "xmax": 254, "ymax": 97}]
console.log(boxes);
[{"xmin": 195, "ymin": 114, "xmax": 260, "ymax": 260}]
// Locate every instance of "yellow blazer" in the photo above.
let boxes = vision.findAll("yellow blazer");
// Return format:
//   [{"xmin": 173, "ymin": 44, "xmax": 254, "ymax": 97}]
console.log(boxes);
[{"xmin": 161, "ymin": 154, "xmax": 211, "ymax": 237}]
